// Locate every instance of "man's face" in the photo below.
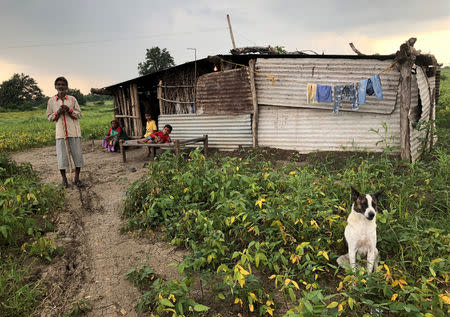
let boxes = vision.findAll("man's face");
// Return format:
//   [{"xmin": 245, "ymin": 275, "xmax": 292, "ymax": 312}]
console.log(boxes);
[
  {"xmin": 55, "ymin": 81, "xmax": 68, "ymax": 94},
  {"xmin": 162, "ymin": 127, "xmax": 171, "ymax": 135}
]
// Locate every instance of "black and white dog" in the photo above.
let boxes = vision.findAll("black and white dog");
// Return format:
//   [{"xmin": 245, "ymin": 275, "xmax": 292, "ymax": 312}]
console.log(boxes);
[{"xmin": 337, "ymin": 186, "xmax": 383, "ymax": 273}]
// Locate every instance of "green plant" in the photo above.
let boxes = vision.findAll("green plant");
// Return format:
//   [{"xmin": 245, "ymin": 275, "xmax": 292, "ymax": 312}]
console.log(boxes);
[
  {"xmin": 122, "ymin": 146, "xmax": 449, "ymax": 316},
  {"xmin": 124, "ymin": 264, "xmax": 209, "ymax": 315},
  {"xmin": 64, "ymin": 299, "xmax": 92, "ymax": 317},
  {"xmin": 369, "ymin": 121, "xmax": 399, "ymax": 155}
]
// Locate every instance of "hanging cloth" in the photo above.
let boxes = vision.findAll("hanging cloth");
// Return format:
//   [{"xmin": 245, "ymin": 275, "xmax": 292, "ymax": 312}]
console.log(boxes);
[
  {"xmin": 357, "ymin": 74, "xmax": 383, "ymax": 105},
  {"xmin": 315, "ymin": 84, "xmax": 333, "ymax": 102},
  {"xmin": 306, "ymin": 83, "xmax": 319, "ymax": 104},
  {"xmin": 333, "ymin": 83, "xmax": 359, "ymax": 113}
]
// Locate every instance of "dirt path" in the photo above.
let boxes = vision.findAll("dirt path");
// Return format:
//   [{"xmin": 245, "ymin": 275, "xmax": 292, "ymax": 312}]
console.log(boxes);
[{"xmin": 12, "ymin": 141, "xmax": 185, "ymax": 317}]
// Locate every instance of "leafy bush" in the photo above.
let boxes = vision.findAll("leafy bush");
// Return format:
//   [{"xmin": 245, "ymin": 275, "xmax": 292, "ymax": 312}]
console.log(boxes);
[
  {"xmin": 125, "ymin": 264, "xmax": 209, "ymax": 315},
  {"xmin": 123, "ymin": 148, "xmax": 449, "ymax": 316},
  {"xmin": 0, "ymin": 153, "xmax": 64, "ymax": 316}
]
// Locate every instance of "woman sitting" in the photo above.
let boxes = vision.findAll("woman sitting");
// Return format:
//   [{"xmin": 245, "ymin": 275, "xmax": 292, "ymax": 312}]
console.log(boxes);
[{"xmin": 102, "ymin": 119, "xmax": 122, "ymax": 152}]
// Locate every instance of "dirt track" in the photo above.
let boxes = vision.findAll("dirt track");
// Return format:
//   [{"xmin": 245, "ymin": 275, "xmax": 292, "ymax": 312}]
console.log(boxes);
[{"xmin": 12, "ymin": 141, "xmax": 185, "ymax": 317}]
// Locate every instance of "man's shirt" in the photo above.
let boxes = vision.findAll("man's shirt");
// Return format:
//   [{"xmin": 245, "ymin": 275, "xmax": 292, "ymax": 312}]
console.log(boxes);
[{"xmin": 46, "ymin": 95, "xmax": 82, "ymax": 139}]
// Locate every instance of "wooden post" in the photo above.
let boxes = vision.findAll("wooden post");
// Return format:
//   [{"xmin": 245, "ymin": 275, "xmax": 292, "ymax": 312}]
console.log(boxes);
[
  {"xmin": 157, "ymin": 80, "xmax": 163, "ymax": 116},
  {"xmin": 132, "ymin": 84, "xmax": 143, "ymax": 137},
  {"xmin": 227, "ymin": 14, "xmax": 236, "ymax": 49},
  {"xmin": 118, "ymin": 88, "xmax": 128, "ymax": 135},
  {"xmin": 396, "ymin": 38, "xmax": 419, "ymax": 162},
  {"xmin": 249, "ymin": 59, "xmax": 259, "ymax": 147},
  {"xmin": 203, "ymin": 135, "xmax": 208, "ymax": 158},
  {"xmin": 120, "ymin": 140, "xmax": 126, "ymax": 162},
  {"xmin": 174, "ymin": 140, "xmax": 180, "ymax": 155}
]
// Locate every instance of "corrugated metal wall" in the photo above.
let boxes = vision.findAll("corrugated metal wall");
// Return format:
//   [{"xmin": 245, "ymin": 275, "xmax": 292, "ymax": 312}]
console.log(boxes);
[
  {"xmin": 255, "ymin": 57, "xmax": 408, "ymax": 153},
  {"xmin": 196, "ymin": 68, "xmax": 253, "ymax": 115},
  {"xmin": 255, "ymin": 58, "xmax": 400, "ymax": 114},
  {"xmin": 158, "ymin": 114, "xmax": 252, "ymax": 150},
  {"xmin": 258, "ymin": 106, "xmax": 400, "ymax": 153},
  {"xmin": 410, "ymin": 66, "xmax": 434, "ymax": 161}
]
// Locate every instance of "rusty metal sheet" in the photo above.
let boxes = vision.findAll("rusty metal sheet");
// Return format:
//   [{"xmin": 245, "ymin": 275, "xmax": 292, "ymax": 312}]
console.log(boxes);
[
  {"xmin": 255, "ymin": 58, "xmax": 399, "ymax": 114},
  {"xmin": 196, "ymin": 68, "xmax": 253, "ymax": 115}
]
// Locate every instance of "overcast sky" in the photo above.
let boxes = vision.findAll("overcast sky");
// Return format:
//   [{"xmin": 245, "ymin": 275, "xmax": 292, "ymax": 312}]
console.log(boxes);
[{"xmin": 0, "ymin": 0, "xmax": 449, "ymax": 96}]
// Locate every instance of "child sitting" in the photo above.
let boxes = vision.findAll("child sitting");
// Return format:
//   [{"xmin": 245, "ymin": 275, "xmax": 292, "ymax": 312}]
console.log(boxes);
[
  {"xmin": 102, "ymin": 119, "xmax": 122, "ymax": 152},
  {"xmin": 138, "ymin": 124, "xmax": 172, "ymax": 144},
  {"xmin": 137, "ymin": 113, "xmax": 157, "ymax": 143}
]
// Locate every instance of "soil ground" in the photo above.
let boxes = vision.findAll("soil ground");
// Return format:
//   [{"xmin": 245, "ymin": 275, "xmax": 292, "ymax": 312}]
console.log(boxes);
[{"xmin": 12, "ymin": 141, "xmax": 186, "ymax": 317}]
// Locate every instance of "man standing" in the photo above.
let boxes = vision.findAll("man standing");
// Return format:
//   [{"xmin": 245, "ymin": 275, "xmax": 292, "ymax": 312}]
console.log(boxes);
[{"xmin": 46, "ymin": 77, "xmax": 84, "ymax": 188}]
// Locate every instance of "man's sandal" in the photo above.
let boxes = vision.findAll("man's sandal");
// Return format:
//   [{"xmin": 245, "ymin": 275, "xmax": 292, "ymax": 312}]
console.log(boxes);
[{"xmin": 73, "ymin": 180, "xmax": 85, "ymax": 188}]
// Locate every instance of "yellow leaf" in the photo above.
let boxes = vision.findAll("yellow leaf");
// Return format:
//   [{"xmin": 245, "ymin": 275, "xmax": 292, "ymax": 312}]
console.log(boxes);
[
  {"xmin": 168, "ymin": 294, "xmax": 176, "ymax": 302},
  {"xmin": 249, "ymin": 293, "xmax": 257, "ymax": 301},
  {"xmin": 438, "ymin": 294, "xmax": 450, "ymax": 305},
  {"xmin": 284, "ymin": 278, "xmax": 291, "ymax": 286},
  {"xmin": 289, "ymin": 170, "xmax": 296, "ymax": 175},
  {"xmin": 234, "ymin": 298, "xmax": 240, "ymax": 304},
  {"xmin": 16, "ymin": 195, "xmax": 21, "ymax": 202},
  {"xmin": 237, "ymin": 265, "xmax": 250, "ymax": 276},
  {"xmin": 266, "ymin": 307, "xmax": 274, "ymax": 316},
  {"xmin": 249, "ymin": 304, "xmax": 254, "ymax": 312},
  {"xmin": 431, "ymin": 258, "xmax": 444, "ymax": 264},
  {"xmin": 183, "ymin": 187, "xmax": 188, "ymax": 193},
  {"xmin": 327, "ymin": 301, "xmax": 339, "ymax": 309},
  {"xmin": 338, "ymin": 304, "xmax": 344, "ymax": 312},
  {"xmin": 391, "ymin": 294, "xmax": 398, "ymax": 301},
  {"xmin": 291, "ymin": 280, "xmax": 300, "ymax": 290},
  {"xmin": 266, "ymin": 300, "xmax": 274, "ymax": 306},
  {"xmin": 269, "ymin": 275, "xmax": 276, "ymax": 279},
  {"xmin": 337, "ymin": 282, "xmax": 344, "ymax": 292}
]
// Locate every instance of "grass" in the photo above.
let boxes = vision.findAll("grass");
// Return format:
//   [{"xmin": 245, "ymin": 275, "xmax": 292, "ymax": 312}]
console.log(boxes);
[{"xmin": 0, "ymin": 101, "xmax": 114, "ymax": 152}]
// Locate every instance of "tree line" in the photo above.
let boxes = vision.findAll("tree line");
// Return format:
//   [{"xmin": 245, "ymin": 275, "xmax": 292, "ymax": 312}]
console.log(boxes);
[
  {"xmin": 0, "ymin": 73, "xmax": 111, "ymax": 112},
  {"xmin": 0, "ymin": 46, "xmax": 174, "ymax": 112}
]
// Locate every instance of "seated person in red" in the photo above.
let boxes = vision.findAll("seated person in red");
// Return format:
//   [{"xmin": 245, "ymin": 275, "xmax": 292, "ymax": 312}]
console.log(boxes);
[{"xmin": 138, "ymin": 124, "xmax": 172, "ymax": 144}]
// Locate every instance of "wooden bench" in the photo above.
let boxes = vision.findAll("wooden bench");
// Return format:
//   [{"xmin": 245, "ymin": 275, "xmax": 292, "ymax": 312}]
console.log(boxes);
[{"xmin": 119, "ymin": 135, "xmax": 208, "ymax": 162}]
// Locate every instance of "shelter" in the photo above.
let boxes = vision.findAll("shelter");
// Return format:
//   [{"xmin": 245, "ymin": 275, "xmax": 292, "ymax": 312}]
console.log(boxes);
[{"xmin": 92, "ymin": 39, "xmax": 439, "ymax": 161}]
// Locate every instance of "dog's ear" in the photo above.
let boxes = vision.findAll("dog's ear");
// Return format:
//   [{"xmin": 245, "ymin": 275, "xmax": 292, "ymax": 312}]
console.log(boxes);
[
  {"xmin": 374, "ymin": 189, "xmax": 384, "ymax": 201},
  {"xmin": 351, "ymin": 186, "xmax": 361, "ymax": 201}
]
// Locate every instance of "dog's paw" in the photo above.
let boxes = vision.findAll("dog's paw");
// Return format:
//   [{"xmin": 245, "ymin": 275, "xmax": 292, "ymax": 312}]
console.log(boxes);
[{"xmin": 337, "ymin": 254, "xmax": 350, "ymax": 268}]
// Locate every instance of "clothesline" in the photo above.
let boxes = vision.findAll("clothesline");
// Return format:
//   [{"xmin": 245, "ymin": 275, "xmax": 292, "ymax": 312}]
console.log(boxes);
[
  {"xmin": 216, "ymin": 56, "xmax": 397, "ymax": 87},
  {"xmin": 217, "ymin": 56, "xmax": 397, "ymax": 114}
]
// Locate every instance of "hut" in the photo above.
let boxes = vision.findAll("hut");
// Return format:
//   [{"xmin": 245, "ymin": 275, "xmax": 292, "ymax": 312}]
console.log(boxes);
[{"xmin": 92, "ymin": 38, "xmax": 439, "ymax": 161}]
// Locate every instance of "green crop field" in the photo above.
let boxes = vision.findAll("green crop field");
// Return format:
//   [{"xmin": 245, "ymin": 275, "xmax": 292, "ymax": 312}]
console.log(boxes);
[{"xmin": 0, "ymin": 101, "xmax": 114, "ymax": 152}]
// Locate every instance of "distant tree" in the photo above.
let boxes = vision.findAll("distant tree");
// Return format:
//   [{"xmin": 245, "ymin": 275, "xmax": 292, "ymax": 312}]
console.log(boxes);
[
  {"xmin": 85, "ymin": 93, "xmax": 112, "ymax": 102},
  {"xmin": 67, "ymin": 88, "xmax": 86, "ymax": 105},
  {"xmin": 274, "ymin": 46, "xmax": 287, "ymax": 54},
  {"xmin": 138, "ymin": 47, "xmax": 175, "ymax": 76},
  {"xmin": 0, "ymin": 73, "xmax": 45, "ymax": 110}
]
